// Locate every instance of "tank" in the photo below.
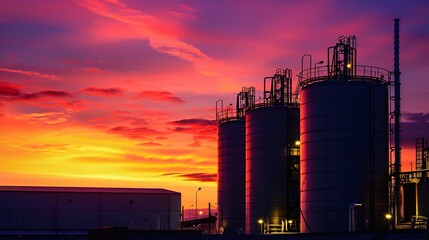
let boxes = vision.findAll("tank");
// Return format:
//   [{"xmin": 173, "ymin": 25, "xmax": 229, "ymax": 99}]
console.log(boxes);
[
  {"xmin": 299, "ymin": 36, "xmax": 390, "ymax": 233},
  {"xmin": 418, "ymin": 178, "xmax": 429, "ymax": 218},
  {"xmin": 245, "ymin": 69, "xmax": 300, "ymax": 234},
  {"xmin": 218, "ymin": 120, "xmax": 246, "ymax": 234},
  {"xmin": 217, "ymin": 87, "xmax": 254, "ymax": 234}
]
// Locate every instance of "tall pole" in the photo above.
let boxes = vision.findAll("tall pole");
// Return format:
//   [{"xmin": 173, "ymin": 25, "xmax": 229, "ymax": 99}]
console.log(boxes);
[
  {"xmin": 196, "ymin": 187, "xmax": 201, "ymax": 218},
  {"xmin": 208, "ymin": 202, "xmax": 211, "ymax": 234},
  {"xmin": 394, "ymin": 18, "xmax": 402, "ymax": 227}
]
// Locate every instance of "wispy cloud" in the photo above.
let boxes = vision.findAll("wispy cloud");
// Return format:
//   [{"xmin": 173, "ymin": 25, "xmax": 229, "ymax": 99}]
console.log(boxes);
[
  {"xmin": 137, "ymin": 91, "xmax": 185, "ymax": 103},
  {"xmin": 168, "ymin": 118, "xmax": 217, "ymax": 135},
  {"xmin": 137, "ymin": 142, "xmax": 163, "ymax": 147},
  {"xmin": 76, "ymin": 0, "xmax": 212, "ymax": 70},
  {"xmin": 0, "ymin": 67, "xmax": 59, "ymax": 80},
  {"xmin": 402, "ymin": 112, "xmax": 429, "ymax": 147},
  {"xmin": 162, "ymin": 172, "xmax": 217, "ymax": 182},
  {"xmin": 82, "ymin": 87, "xmax": 123, "ymax": 97},
  {"xmin": 15, "ymin": 111, "xmax": 71, "ymax": 124},
  {"xmin": 0, "ymin": 81, "xmax": 71, "ymax": 101},
  {"xmin": 108, "ymin": 126, "xmax": 163, "ymax": 140}
]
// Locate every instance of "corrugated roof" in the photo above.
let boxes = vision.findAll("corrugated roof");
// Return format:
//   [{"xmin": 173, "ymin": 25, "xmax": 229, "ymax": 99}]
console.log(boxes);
[{"xmin": 0, "ymin": 186, "xmax": 180, "ymax": 195}]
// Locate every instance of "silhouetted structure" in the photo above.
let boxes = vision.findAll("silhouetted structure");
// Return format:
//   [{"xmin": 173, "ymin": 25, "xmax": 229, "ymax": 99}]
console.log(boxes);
[
  {"xmin": 299, "ymin": 36, "xmax": 390, "ymax": 233},
  {"xmin": 245, "ymin": 69, "xmax": 300, "ymax": 234},
  {"xmin": 216, "ymin": 87, "xmax": 254, "ymax": 234},
  {"xmin": 0, "ymin": 186, "xmax": 181, "ymax": 230}
]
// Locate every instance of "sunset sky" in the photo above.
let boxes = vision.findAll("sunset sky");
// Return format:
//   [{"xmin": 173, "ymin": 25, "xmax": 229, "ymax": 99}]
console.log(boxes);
[{"xmin": 1, "ymin": 0, "xmax": 428, "ymax": 210}]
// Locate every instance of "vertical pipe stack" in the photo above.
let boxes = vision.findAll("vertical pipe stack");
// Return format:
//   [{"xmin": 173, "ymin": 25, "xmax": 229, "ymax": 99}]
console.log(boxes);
[{"xmin": 393, "ymin": 18, "xmax": 402, "ymax": 226}]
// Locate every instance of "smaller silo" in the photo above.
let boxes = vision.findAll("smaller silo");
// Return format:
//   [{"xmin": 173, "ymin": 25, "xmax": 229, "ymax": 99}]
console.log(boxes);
[
  {"xmin": 245, "ymin": 69, "xmax": 300, "ymax": 234},
  {"xmin": 217, "ymin": 87, "xmax": 254, "ymax": 234}
]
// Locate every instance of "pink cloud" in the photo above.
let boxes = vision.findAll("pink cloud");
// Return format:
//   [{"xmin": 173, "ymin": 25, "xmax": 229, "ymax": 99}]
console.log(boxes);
[
  {"xmin": 76, "ymin": 0, "xmax": 212, "ymax": 70},
  {"xmin": 168, "ymin": 118, "xmax": 217, "ymax": 136},
  {"xmin": 0, "ymin": 67, "xmax": 59, "ymax": 80},
  {"xmin": 168, "ymin": 118, "xmax": 216, "ymax": 130},
  {"xmin": 81, "ymin": 87, "xmax": 123, "ymax": 97},
  {"xmin": 0, "ymin": 82, "xmax": 22, "ymax": 97},
  {"xmin": 137, "ymin": 91, "xmax": 185, "ymax": 103},
  {"xmin": 83, "ymin": 67, "xmax": 103, "ymax": 73},
  {"xmin": 0, "ymin": 81, "xmax": 71, "ymax": 101}
]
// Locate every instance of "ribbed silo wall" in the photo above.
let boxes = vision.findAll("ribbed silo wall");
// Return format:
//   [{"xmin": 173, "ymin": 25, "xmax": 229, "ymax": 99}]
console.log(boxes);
[
  {"xmin": 300, "ymin": 80, "xmax": 389, "ymax": 233},
  {"xmin": 217, "ymin": 119, "xmax": 246, "ymax": 234},
  {"xmin": 245, "ymin": 105, "xmax": 289, "ymax": 234},
  {"xmin": 418, "ymin": 178, "xmax": 429, "ymax": 218}
]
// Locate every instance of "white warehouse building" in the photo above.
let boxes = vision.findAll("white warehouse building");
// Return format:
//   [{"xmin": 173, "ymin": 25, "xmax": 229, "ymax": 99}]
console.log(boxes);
[{"xmin": 0, "ymin": 186, "xmax": 181, "ymax": 230}]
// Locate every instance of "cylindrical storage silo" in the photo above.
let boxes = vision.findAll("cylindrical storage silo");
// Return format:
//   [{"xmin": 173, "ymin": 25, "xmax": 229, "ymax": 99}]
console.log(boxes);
[
  {"xmin": 300, "ymin": 79, "xmax": 389, "ymax": 233},
  {"xmin": 418, "ymin": 178, "xmax": 429, "ymax": 218},
  {"xmin": 218, "ymin": 119, "xmax": 246, "ymax": 234},
  {"xmin": 245, "ymin": 105, "xmax": 299, "ymax": 234}
]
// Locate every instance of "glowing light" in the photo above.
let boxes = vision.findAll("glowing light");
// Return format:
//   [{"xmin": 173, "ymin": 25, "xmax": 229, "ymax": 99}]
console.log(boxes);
[
  {"xmin": 295, "ymin": 140, "xmax": 300, "ymax": 146},
  {"xmin": 385, "ymin": 213, "xmax": 392, "ymax": 220},
  {"xmin": 346, "ymin": 63, "xmax": 352, "ymax": 68},
  {"xmin": 258, "ymin": 219, "xmax": 263, "ymax": 224}
]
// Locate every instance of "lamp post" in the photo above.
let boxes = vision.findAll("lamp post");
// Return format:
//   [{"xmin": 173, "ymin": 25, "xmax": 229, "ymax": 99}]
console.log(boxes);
[
  {"xmin": 348, "ymin": 202, "xmax": 362, "ymax": 232},
  {"xmin": 288, "ymin": 219, "xmax": 293, "ymax": 231},
  {"xmin": 196, "ymin": 187, "xmax": 201, "ymax": 219},
  {"xmin": 258, "ymin": 219, "xmax": 264, "ymax": 234},
  {"xmin": 385, "ymin": 213, "xmax": 393, "ymax": 230}
]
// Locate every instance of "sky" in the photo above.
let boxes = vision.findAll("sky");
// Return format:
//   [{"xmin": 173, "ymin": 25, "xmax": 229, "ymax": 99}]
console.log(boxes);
[{"xmin": 1, "ymin": 0, "xmax": 428, "ymax": 212}]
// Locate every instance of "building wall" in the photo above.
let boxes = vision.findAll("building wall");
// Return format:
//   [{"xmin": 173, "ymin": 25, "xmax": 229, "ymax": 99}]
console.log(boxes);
[{"xmin": 0, "ymin": 189, "xmax": 181, "ymax": 230}]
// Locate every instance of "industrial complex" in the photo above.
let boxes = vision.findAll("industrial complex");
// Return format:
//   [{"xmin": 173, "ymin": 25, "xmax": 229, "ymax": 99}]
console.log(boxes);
[{"xmin": 216, "ymin": 19, "xmax": 429, "ymax": 236}]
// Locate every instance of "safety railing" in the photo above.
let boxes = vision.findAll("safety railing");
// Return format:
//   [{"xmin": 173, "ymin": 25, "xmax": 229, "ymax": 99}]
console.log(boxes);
[{"xmin": 298, "ymin": 65, "xmax": 391, "ymax": 88}]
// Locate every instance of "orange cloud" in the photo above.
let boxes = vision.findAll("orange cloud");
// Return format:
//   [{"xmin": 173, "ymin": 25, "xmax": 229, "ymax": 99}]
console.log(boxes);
[
  {"xmin": 0, "ymin": 67, "xmax": 59, "ymax": 80},
  {"xmin": 107, "ymin": 125, "xmax": 163, "ymax": 140},
  {"xmin": 14, "ymin": 111, "xmax": 71, "ymax": 124},
  {"xmin": 137, "ymin": 91, "xmax": 185, "ymax": 103}
]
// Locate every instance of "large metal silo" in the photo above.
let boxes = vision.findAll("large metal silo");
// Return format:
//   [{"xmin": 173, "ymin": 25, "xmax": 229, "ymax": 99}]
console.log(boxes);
[
  {"xmin": 299, "ymin": 36, "xmax": 390, "ymax": 233},
  {"xmin": 217, "ymin": 87, "xmax": 254, "ymax": 234},
  {"xmin": 245, "ymin": 69, "xmax": 300, "ymax": 234}
]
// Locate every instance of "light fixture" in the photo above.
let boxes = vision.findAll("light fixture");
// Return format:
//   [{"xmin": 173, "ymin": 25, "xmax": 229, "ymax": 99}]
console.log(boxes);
[{"xmin": 385, "ymin": 213, "xmax": 392, "ymax": 220}]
